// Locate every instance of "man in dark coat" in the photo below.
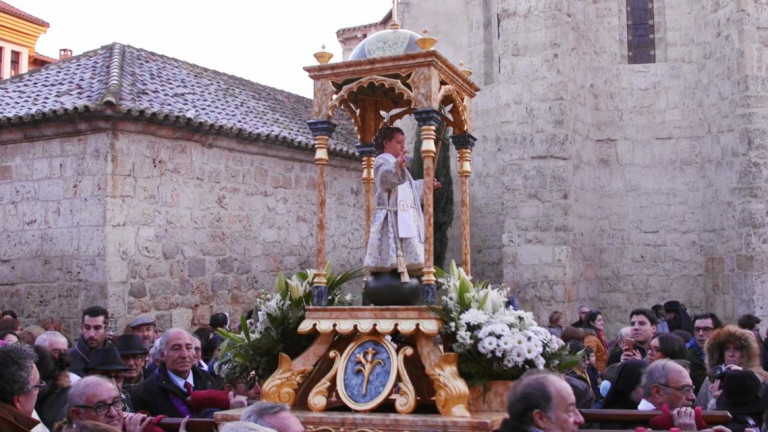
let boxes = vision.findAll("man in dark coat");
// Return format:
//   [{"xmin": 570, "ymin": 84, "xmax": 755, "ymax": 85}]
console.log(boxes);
[
  {"xmin": 570, "ymin": 305, "xmax": 590, "ymax": 328},
  {"xmin": 68, "ymin": 306, "xmax": 111, "ymax": 377},
  {"xmin": 115, "ymin": 334, "xmax": 151, "ymax": 394},
  {"xmin": 131, "ymin": 328, "xmax": 219, "ymax": 417},
  {"xmin": 0, "ymin": 343, "xmax": 41, "ymax": 432}
]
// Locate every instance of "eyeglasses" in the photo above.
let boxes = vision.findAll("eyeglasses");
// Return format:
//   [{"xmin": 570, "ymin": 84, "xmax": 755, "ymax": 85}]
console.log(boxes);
[
  {"xmin": 104, "ymin": 372, "xmax": 125, "ymax": 380},
  {"xmin": 694, "ymin": 326, "xmax": 715, "ymax": 333},
  {"xmin": 75, "ymin": 397, "xmax": 126, "ymax": 416},
  {"xmin": 27, "ymin": 381, "xmax": 47, "ymax": 392},
  {"xmin": 659, "ymin": 383, "xmax": 695, "ymax": 394}
]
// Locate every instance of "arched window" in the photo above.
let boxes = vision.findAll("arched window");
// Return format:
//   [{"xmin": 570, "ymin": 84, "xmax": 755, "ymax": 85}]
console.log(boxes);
[{"xmin": 626, "ymin": 0, "xmax": 655, "ymax": 64}]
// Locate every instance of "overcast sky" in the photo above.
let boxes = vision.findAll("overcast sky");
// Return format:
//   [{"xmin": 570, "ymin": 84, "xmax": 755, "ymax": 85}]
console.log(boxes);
[{"xmin": 9, "ymin": 0, "xmax": 391, "ymax": 98}]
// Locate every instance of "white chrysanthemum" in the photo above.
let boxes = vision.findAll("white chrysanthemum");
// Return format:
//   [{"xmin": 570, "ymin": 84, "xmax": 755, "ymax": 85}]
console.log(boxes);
[
  {"xmin": 503, "ymin": 353, "xmax": 522, "ymax": 368},
  {"xmin": 460, "ymin": 309, "xmax": 490, "ymax": 327},
  {"xmin": 478, "ymin": 336, "xmax": 498, "ymax": 356},
  {"xmin": 522, "ymin": 330, "xmax": 536, "ymax": 342},
  {"xmin": 529, "ymin": 326, "xmax": 551, "ymax": 341},
  {"xmin": 531, "ymin": 338, "xmax": 543, "ymax": 353},
  {"xmin": 499, "ymin": 335, "xmax": 515, "ymax": 351},
  {"xmin": 534, "ymin": 356, "xmax": 546, "ymax": 369},
  {"xmin": 509, "ymin": 345, "xmax": 527, "ymax": 363},
  {"xmin": 511, "ymin": 331, "xmax": 527, "ymax": 347},
  {"xmin": 478, "ymin": 323, "xmax": 510, "ymax": 339},
  {"xmin": 456, "ymin": 330, "xmax": 473, "ymax": 347},
  {"xmin": 523, "ymin": 341, "xmax": 539, "ymax": 360}
]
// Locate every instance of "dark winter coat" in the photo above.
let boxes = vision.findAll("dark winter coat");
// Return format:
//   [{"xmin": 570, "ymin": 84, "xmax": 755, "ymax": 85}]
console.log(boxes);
[{"xmin": 131, "ymin": 363, "xmax": 218, "ymax": 417}]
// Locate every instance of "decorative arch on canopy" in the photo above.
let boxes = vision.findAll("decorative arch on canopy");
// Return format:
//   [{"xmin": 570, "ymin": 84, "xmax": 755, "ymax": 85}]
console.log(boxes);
[
  {"xmin": 329, "ymin": 75, "xmax": 415, "ymax": 144},
  {"xmin": 438, "ymin": 85, "xmax": 471, "ymax": 134}
]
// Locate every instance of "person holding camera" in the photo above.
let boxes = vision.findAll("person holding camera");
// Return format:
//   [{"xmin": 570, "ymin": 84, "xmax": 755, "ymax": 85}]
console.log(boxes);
[{"xmin": 695, "ymin": 324, "xmax": 768, "ymax": 410}]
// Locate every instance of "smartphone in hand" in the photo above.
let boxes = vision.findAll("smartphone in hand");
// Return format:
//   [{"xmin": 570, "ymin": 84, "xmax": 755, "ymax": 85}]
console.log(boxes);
[{"xmin": 624, "ymin": 338, "xmax": 634, "ymax": 352}]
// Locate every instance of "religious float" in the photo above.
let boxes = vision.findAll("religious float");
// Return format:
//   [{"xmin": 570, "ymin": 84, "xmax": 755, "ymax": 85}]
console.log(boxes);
[{"xmin": 215, "ymin": 5, "xmax": 570, "ymax": 431}]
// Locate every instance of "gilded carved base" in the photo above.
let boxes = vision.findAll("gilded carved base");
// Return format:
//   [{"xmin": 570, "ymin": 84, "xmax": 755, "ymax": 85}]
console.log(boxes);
[{"xmin": 260, "ymin": 306, "xmax": 470, "ymax": 418}]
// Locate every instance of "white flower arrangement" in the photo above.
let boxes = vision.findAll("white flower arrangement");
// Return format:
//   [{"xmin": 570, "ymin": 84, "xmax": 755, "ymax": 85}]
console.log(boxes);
[{"xmin": 435, "ymin": 261, "xmax": 572, "ymax": 382}]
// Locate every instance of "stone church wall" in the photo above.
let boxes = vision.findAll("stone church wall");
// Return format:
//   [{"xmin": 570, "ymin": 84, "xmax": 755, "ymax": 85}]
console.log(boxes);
[
  {"xmin": 0, "ymin": 121, "xmax": 364, "ymax": 337},
  {"xmin": 400, "ymin": 0, "xmax": 768, "ymax": 331}
]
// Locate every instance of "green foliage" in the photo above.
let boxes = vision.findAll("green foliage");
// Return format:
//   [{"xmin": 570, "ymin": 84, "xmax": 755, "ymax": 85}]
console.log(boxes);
[{"xmin": 216, "ymin": 263, "xmax": 362, "ymax": 382}]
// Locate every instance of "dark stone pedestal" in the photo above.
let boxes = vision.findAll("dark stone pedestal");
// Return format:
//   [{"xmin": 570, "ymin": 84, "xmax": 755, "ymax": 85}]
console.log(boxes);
[{"xmin": 362, "ymin": 270, "xmax": 421, "ymax": 306}]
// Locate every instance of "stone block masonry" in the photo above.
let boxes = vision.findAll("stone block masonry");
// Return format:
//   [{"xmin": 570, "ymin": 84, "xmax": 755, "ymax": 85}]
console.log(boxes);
[
  {"xmin": 402, "ymin": 0, "xmax": 768, "ymax": 333},
  {"xmin": 0, "ymin": 123, "xmax": 364, "ymax": 337}
]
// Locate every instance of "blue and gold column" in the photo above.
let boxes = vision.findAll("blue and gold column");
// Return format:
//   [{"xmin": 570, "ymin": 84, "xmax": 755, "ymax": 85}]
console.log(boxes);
[
  {"xmin": 355, "ymin": 142, "xmax": 376, "ymax": 246},
  {"xmin": 414, "ymin": 108, "xmax": 442, "ymax": 304},
  {"xmin": 307, "ymin": 119, "xmax": 337, "ymax": 306},
  {"xmin": 451, "ymin": 133, "xmax": 476, "ymax": 277}
]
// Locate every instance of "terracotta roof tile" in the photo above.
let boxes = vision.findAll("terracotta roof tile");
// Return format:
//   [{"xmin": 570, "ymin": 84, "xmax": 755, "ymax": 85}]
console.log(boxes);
[
  {"xmin": 0, "ymin": 1, "xmax": 49, "ymax": 27},
  {"xmin": 0, "ymin": 43, "xmax": 358, "ymax": 156}
]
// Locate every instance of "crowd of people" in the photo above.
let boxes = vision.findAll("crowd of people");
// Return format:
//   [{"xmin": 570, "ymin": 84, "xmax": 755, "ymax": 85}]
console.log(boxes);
[
  {"xmin": 526, "ymin": 301, "xmax": 768, "ymax": 431},
  {"xmin": 3, "ymin": 300, "xmax": 768, "ymax": 432},
  {"xmin": 0, "ymin": 307, "xmax": 305, "ymax": 432}
]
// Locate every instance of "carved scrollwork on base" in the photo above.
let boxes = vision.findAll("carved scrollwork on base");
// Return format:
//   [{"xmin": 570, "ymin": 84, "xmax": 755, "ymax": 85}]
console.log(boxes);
[
  {"xmin": 308, "ymin": 350, "xmax": 341, "ymax": 412},
  {"xmin": 394, "ymin": 346, "xmax": 417, "ymax": 414},
  {"xmin": 428, "ymin": 352, "xmax": 471, "ymax": 418},
  {"xmin": 262, "ymin": 353, "xmax": 313, "ymax": 406}
]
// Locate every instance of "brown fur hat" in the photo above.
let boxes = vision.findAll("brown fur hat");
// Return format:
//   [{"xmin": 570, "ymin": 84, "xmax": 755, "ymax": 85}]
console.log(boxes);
[{"xmin": 705, "ymin": 324, "xmax": 764, "ymax": 376}]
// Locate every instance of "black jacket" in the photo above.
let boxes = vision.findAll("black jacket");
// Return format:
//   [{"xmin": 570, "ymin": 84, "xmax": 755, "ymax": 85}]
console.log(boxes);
[
  {"xmin": 131, "ymin": 363, "xmax": 218, "ymax": 417},
  {"xmin": 67, "ymin": 336, "xmax": 110, "ymax": 377}
]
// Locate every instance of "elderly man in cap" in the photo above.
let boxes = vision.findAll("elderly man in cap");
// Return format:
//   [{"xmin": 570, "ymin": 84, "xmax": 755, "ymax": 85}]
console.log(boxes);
[
  {"xmin": 128, "ymin": 316, "xmax": 156, "ymax": 350},
  {"xmin": 115, "ymin": 334, "xmax": 151, "ymax": 393},
  {"xmin": 83, "ymin": 347, "xmax": 134, "ymax": 411}
]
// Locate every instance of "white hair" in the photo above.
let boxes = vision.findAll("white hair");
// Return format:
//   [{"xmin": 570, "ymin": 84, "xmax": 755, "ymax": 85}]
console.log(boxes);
[
  {"xmin": 68, "ymin": 375, "xmax": 118, "ymax": 406},
  {"xmin": 35, "ymin": 331, "xmax": 68, "ymax": 349}
]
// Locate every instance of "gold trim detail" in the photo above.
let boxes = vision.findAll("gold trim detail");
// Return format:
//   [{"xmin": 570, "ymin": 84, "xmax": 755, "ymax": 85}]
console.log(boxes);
[
  {"xmin": 458, "ymin": 148, "xmax": 472, "ymax": 276},
  {"xmin": 429, "ymin": 353, "xmax": 471, "ymax": 418},
  {"xmin": 308, "ymin": 350, "xmax": 341, "ymax": 412},
  {"xmin": 394, "ymin": 346, "xmax": 416, "ymax": 414},
  {"xmin": 298, "ymin": 318, "xmax": 440, "ymax": 336},
  {"xmin": 314, "ymin": 135, "xmax": 330, "ymax": 165},
  {"xmin": 261, "ymin": 353, "xmax": 312, "ymax": 406},
  {"xmin": 415, "ymin": 28, "xmax": 437, "ymax": 51}
]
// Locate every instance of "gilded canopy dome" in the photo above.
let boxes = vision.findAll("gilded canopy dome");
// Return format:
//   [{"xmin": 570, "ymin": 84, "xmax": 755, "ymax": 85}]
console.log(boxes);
[{"xmin": 348, "ymin": 28, "xmax": 422, "ymax": 61}]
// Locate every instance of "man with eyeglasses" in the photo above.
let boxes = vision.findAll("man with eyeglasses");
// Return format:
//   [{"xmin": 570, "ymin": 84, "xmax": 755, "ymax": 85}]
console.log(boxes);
[
  {"xmin": 638, "ymin": 360, "xmax": 697, "ymax": 428},
  {"xmin": 0, "ymin": 343, "xmax": 43, "ymax": 431},
  {"xmin": 115, "ymin": 334, "xmax": 151, "ymax": 393},
  {"xmin": 67, "ymin": 375, "xmax": 150, "ymax": 432},
  {"xmin": 684, "ymin": 312, "xmax": 722, "ymax": 393}
]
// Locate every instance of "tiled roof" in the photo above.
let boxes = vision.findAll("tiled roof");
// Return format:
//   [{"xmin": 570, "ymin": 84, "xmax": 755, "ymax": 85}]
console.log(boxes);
[
  {"xmin": 0, "ymin": 1, "xmax": 49, "ymax": 27},
  {"xmin": 0, "ymin": 43, "xmax": 359, "ymax": 156}
]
